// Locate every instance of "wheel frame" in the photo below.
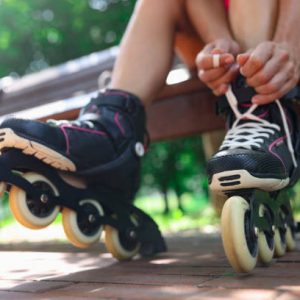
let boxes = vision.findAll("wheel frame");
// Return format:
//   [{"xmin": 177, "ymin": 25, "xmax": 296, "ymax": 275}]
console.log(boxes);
[
  {"xmin": 0, "ymin": 182, "xmax": 7, "ymax": 198},
  {"xmin": 104, "ymin": 215, "xmax": 140, "ymax": 261},
  {"xmin": 221, "ymin": 196, "xmax": 258, "ymax": 273},
  {"xmin": 9, "ymin": 172, "xmax": 60, "ymax": 229},
  {"xmin": 62, "ymin": 199, "xmax": 104, "ymax": 249}
]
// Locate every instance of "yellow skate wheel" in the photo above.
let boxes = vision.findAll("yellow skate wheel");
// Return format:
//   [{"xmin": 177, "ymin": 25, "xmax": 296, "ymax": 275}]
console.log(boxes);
[
  {"xmin": 104, "ymin": 215, "xmax": 140, "ymax": 261},
  {"xmin": 258, "ymin": 232, "xmax": 274, "ymax": 264},
  {"xmin": 285, "ymin": 226, "xmax": 296, "ymax": 251},
  {"xmin": 274, "ymin": 228, "xmax": 286, "ymax": 257},
  {"xmin": 62, "ymin": 199, "xmax": 104, "ymax": 248},
  {"xmin": 257, "ymin": 205, "xmax": 274, "ymax": 264},
  {"xmin": 9, "ymin": 172, "xmax": 60, "ymax": 229},
  {"xmin": 221, "ymin": 196, "xmax": 258, "ymax": 273}
]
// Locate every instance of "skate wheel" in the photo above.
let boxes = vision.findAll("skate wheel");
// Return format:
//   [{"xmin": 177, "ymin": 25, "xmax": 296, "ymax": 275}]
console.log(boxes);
[
  {"xmin": 9, "ymin": 172, "xmax": 60, "ymax": 229},
  {"xmin": 221, "ymin": 196, "xmax": 258, "ymax": 273},
  {"xmin": 285, "ymin": 226, "xmax": 296, "ymax": 251},
  {"xmin": 62, "ymin": 199, "xmax": 104, "ymax": 248},
  {"xmin": 257, "ymin": 205, "xmax": 274, "ymax": 264},
  {"xmin": 274, "ymin": 228, "xmax": 286, "ymax": 257},
  {"xmin": 104, "ymin": 215, "xmax": 140, "ymax": 261},
  {"xmin": 258, "ymin": 232, "xmax": 274, "ymax": 264}
]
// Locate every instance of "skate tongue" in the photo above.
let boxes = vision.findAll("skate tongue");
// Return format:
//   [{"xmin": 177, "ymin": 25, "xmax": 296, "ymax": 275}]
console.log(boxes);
[{"xmin": 228, "ymin": 74, "xmax": 270, "ymax": 123}]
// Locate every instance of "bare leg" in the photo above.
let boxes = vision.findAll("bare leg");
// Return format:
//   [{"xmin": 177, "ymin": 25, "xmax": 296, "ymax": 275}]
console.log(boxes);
[
  {"xmin": 111, "ymin": 0, "xmax": 185, "ymax": 105},
  {"xmin": 229, "ymin": 0, "xmax": 278, "ymax": 50},
  {"xmin": 186, "ymin": 0, "xmax": 233, "ymax": 43}
]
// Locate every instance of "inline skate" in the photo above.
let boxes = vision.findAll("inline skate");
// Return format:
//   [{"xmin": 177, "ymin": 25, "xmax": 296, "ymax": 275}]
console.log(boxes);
[
  {"xmin": 0, "ymin": 89, "xmax": 166, "ymax": 260},
  {"xmin": 207, "ymin": 75, "xmax": 300, "ymax": 273}
]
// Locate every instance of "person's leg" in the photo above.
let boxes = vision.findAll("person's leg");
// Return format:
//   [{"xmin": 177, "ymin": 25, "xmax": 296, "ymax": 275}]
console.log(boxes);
[
  {"xmin": 111, "ymin": 0, "xmax": 186, "ymax": 105},
  {"xmin": 228, "ymin": 0, "xmax": 278, "ymax": 51},
  {"xmin": 186, "ymin": 0, "xmax": 232, "ymax": 44}
]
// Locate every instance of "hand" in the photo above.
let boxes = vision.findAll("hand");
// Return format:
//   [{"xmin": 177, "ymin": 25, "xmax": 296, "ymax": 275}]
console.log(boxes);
[
  {"xmin": 237, "ymin": 41, "xmax": 300, "ymax": 105},
  {"xmin": 195, "ymin": 38, "xmax": 240, "ymax": 96}
]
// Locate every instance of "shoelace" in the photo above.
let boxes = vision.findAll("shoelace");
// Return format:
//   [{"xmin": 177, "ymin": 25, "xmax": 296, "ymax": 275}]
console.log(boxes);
[
  {"xmin": 220, "ymin": 86, "xmax": 297, "ymax": 167},
  {"xmin": 47, "ymin": 117, "xmax": 95, "ymax": 129}
]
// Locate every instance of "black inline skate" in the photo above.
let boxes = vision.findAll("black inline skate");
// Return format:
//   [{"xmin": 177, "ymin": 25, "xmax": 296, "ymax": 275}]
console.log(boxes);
[
  {"xmin": 207, "ymin": 75, "xmax": 300, "ymax": 272},
  {"xmin": 0, "ymin": 89, "xmax": 166, "ymax": 259}
]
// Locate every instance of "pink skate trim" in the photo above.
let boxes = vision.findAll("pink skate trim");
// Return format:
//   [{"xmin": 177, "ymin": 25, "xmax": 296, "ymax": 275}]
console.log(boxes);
[
  {"xmin": 60, "ymin": 125, "xmax": 107, "ymax": 155},
  {"xmin": 240, "ymin": 103, "xmax": 252, "ymax": 108},
  {"xmin": 114, "ymin": 112, "xmax": 125, "ymax": 136},
  {"xmin": 268, "ymin": 136, "xmax": 287, "ymax": 172},
  {"xmin": 240, "ymin": 109, "xmax": 269, "ymax": 121}
]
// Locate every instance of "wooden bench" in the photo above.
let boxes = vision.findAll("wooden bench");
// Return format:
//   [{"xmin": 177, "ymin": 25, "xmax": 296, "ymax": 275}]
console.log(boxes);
[{"xmin": 0, "ymin": 47, "xmax": 224, "ymax": 142}]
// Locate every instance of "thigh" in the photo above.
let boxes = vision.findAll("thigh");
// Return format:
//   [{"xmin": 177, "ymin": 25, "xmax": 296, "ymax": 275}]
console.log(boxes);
[
  {"xmin": 229, "ymin": 0, "xmax": 278, "ymax": 50},
  {"xmin": 174, "ymin": 1, "xmax": 204, "ymax": 70}
]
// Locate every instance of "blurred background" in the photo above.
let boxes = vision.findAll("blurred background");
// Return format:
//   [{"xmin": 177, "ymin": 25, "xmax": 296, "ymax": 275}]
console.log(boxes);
[{"xmin": 3, "ymin": 0, "xmax": 298, "ymax": 241}]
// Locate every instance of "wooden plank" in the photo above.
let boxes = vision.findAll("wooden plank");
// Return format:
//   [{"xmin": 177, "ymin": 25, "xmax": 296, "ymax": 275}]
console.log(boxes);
[
  {"xmin": 0, "ymin": 47, "xmax": 118, "ymax": 116},
  {"xmin": 147, "ymin": 88, "xmax": 224, "ymax": 141}
]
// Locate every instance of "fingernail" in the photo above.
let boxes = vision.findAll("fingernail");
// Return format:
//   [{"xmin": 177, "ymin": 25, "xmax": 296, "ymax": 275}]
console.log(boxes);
[{"xmin": 239, "ymin": 68, "xmax": 245, "ymax": 76}]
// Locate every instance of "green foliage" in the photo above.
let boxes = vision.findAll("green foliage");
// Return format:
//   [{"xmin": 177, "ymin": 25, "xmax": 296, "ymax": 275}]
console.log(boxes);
[
  {"xmin": 135, "ymin": 193, "xmax": 218, "ymax": 233},
  {"xmin": 0, "ymin": 0, "xmax": 136, "ymax": 77},
  {"xmin": 140, "ymin": 136, "xmax": 209, "ymax": 213}
]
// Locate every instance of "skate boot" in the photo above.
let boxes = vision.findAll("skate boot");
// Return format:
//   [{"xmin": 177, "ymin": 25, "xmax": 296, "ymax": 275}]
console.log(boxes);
[
  {"xmin": 207, "ymin": 75, "xmax": 300, "ymax": 273},
  {"xmin": 0, "ymin": 89, "xmax": 166, "ymax": 259}
]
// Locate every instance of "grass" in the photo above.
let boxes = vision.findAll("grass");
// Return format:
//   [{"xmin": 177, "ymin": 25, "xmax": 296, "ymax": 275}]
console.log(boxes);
[{"xmin": 134, "ymin": 192, "xmax": 219, "ymax": 233}]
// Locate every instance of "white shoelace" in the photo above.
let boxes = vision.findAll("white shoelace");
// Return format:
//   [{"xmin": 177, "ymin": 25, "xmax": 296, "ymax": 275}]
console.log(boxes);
[
  {"xmin": 47, "ymin": 118, "xmax": 95, "ymax": 129},
  {"xmin": 220, "ymin": 86, "xmax": 297, "ymax": 167}
]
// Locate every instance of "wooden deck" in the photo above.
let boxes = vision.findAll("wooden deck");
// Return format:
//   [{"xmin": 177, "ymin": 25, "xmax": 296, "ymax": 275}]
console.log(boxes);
[{"xmin": 0, "ymin": 228, "xmax": 299, "ymax": 300}]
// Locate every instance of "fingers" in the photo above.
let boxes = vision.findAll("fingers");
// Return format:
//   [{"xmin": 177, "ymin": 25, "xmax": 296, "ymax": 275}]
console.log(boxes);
[
  {"xmin": 196, "ymin": 39, "xmax": 239, "ymax": 96},
  {"xmin": 237, "ymin": 41, "xmax": 299, "ymax": 105},
  {"xmin": 196, "ymin": 52, "xmax": 234, "ymax": 70},
  {"xmin": 252, "ymin": 63, "xmax": 299, "ymax": 105},
  {"xmin": 252, "ymin": 77, "xmax": 299, "ymax": 105},
  {"xmin": 238, "ymin": 42, "xmax": 275, "ymax": 78},
  {"xmin": 203, "ymin": 63, "xmax": 240, "ymax": 96}
]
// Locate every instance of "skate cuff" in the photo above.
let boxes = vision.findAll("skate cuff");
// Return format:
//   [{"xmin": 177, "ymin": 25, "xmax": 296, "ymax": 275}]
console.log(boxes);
[{"xmin": 96, "ymin": 90, "xmax": 144, "ymax": 114}]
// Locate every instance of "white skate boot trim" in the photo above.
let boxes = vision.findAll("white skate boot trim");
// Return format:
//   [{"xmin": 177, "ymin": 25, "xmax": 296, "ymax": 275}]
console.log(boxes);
[
  {"xmin": 0, "ymin": 128, "xmax": 76, "ymax": 172},
  {"xmin": 210, "ymin": 169, "xmax": 290, "ymax": 193},
  {"xmin": 223, "ymin": 87, "xmax": 297, "ymax": 167}
]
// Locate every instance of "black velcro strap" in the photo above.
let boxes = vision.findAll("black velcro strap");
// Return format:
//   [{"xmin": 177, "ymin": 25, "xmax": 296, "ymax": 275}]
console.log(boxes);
[{"xmin": 92, "ymin": 90, "xmax": 143, "ymax": 113}]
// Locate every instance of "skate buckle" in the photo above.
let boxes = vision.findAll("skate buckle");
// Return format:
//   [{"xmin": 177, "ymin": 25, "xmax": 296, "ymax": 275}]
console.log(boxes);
[{"xmin": 135, "ymin": 142, "xmax": 145, "ymax": 157}]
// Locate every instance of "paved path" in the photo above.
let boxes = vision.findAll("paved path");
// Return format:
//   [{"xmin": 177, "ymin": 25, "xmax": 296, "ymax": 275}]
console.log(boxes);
[{"xmin": 0, "ymin": 227, "xmax": 299, "ymax": 300}]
